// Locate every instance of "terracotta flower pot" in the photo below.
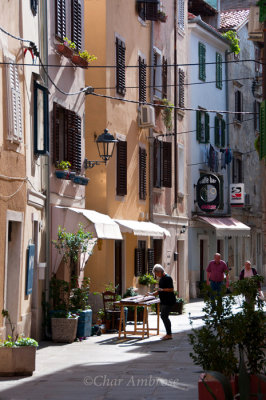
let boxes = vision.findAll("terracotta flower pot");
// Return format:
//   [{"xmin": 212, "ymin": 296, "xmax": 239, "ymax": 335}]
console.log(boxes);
[
  {"xmin": 56, "ymin": 43, "xmax": 73, "ymax": 59},
  {"xmin": 71, "ymin": 54, "xmax": 89, "ymax": 68}
]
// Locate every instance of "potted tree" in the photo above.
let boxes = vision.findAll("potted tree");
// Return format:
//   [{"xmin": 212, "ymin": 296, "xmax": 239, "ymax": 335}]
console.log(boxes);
[
  {"xmin": 70, "ymin": 276, "xmax": 92, "ymax": 339},
  {"xmin": 188, "ymin": 277, "xmax": 266, "ymax": 399},
  {"xmin": 0, "ymin": 310, "xmax": 38, "ymax": 376}
]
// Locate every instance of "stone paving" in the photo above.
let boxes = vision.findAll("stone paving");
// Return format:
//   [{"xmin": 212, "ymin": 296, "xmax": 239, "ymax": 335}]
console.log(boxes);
[{"xmin": 0, "ymin": 297, "xmax": 265, "ymax": 400}]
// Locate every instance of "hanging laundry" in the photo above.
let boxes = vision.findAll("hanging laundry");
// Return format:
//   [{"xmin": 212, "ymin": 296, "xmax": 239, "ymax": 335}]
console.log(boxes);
[
  {"xmin": 225, "ymin": 148, "xmax": 232, "ymax": 165},
  {"xmin": 220, "ymin": 149, "xmax": 226, "ymax": 170}
]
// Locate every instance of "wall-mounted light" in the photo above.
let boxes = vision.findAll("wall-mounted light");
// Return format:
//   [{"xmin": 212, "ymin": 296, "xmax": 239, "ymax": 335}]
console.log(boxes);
[
  {"xmin": 84, "ymin": 129, "xmax": 118, "ymax": 169},
  {"xmin": 180, "ymin": 225, "xmax": 187, "ymax": 234}
]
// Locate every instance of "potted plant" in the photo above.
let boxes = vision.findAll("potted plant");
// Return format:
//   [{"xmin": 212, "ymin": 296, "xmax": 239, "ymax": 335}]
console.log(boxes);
[
  {"xmin": 157, "ymin": 10, "xmax": 168, "ymax": 22},
  {"xmin": 0, "ymin": 310, "xmax": 38, "ymax": 376},
  {"xmin": 56, "ymin": 37, "xmax": 76, "ymax": 59},
  {"xmin": 72, "ymin": 50, "xmax": 97, "ymax": 68},
  {"xmin": 73, "ymin": 175, "xmax": 90, "ymax": 185},
  {"xmin": 171, "ymin": 292, "xmax": 185, "ymax": 314},
  {"xmin": 50, "ymin": 310, "xmax": 79, "ymax": 343},
  {"xmin": 161, "ymin": 98, "xmax": 174, "ymax": 130},
  {"xmin": 69, "ymin": 276, "xmax": 92, "ymax": 339},
  {"xmin": 55, "ymin": 160, "xmax": 74, "ymax": 180},
  {"xmin": 188, "ymin": 278, "xmax": 266, "ymax": 399}
]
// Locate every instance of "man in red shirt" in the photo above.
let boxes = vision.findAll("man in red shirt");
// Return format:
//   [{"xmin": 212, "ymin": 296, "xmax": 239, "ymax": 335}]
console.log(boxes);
[{"xmin": 206, "ymin": 253, "xmax": 229, "ymax": 295}]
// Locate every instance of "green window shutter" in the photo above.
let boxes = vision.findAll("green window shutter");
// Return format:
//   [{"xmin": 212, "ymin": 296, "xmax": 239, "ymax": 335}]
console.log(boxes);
[
  {"xmin": 216, "ymin": 53, "xmax": 222, "ymax": 90},
  {"xmin": 260, "ymin": 100, "xmax": 266, "ymax": 159},
  {"xmin": 199, "ymin": 43, "xmax": 206, "ymax": 81},
  {"xmin": 196, "ymin": 110, "xmax": 201, "ymax": 141},
  {"xmin": 205, "ymin": 112, "xmax": 210, "ymax": 143},
  {"xmin": 214, "ymin": 116, "xmax": 219, "ymax": 146},
  {"xmin": 221, "ymin": 119, "xmax": 226, "ymax": 147}
]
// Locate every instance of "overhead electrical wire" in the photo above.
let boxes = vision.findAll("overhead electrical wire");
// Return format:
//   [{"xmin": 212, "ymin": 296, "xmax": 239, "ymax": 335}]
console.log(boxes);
[{"xmin": 0, "ymin": 26, "xmax": 260, "ymax": 113}]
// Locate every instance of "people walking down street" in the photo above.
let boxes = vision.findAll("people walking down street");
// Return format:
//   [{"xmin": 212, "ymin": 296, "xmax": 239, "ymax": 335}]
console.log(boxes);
[
  {"xmin": 149, "ymin": 264, "xmax": 176, "ymax": 340},
  {"xmin": 239, "ymin": 260, "xmax": 264, "ymax": 302},
  {"xmin": 206, "ymin": 253, "xmax": 229, "ymax": 295},
  {"xmin": 239, "ymin": 260, "xmax": 258, "ymax": 280}
]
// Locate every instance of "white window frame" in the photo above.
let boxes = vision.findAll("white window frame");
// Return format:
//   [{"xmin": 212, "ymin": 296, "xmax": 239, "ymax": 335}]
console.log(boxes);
[{"xmin": 153, "ymin": 47, "xmax": 162, "ymax": 99}]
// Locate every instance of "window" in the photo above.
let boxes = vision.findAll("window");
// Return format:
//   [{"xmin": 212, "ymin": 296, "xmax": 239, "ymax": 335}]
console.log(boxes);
[
  {"xmin": 178, "ymin": 68, "xmax": 185, "ymax": 108},
  {"xmin": 153, "ymin": 48, "xmax": 162, "ymax": 98},
  {"xmin": 177, "ymin": 144, "xmax": 184, "ymax": 195},
  {"xmin": 55, "ymin": 0, "xmax": 66, "ymax": 40},
  {"xmin": 178, "ymin": 0, "xmax": 185, "ymax": 31},
  {"xmin": 198, "ymin": 42, "xmax": 206, "ymax": 81},
  {"xmin": 135, "ymin": 240, "xmax": 146, "ymax": 276},
  {"xmin": 71, "ymin": 0, "xmax": 82, "ymax": 51},
  {"xmin": 235, "ymin": 90, "xmax": 242, "ymax": 122},
  {"xmin": 162, "ymin": 56, "xmax": 168, "ymax": 99},
  {"xmin": 34, "ymin": 81, "xmax": 49, "ymax": 155},
  {"xmin": 214, "ymin": 116, "xmax": 225, "ymax": 147},
  {"xmin": 53, "ymin": 103, "xmax": 81, "ymax": 172},
  {"xmin": 196, "ymin": 109, "xmax": 210, "ymax": 143},
  {"xmin": 255, "ymin": 47, "xmax": 262, "ymax": 75},
  {"xmin": 232, "ymin": 153, "xmax": 243, "ymax": 183},
  {"xmin": 5, "ymin": 56, "xmax": 23, "ymax": 143},
  {"xmin": 139, "ymin": 147, "xmax": 147, "ymax": 200},
  {"xmin": 216, "ymin": 52, "xmax": 222, "ymax": 90},
  {"xmin": 116, "ymin": 38, "xmax": 126, "ymax": 96},
  {"xmin": 260, "ymin": 100, "xmax": 266, "ymax": 159},
  {"xmin": 136, "ymin": 0, "xmax": 160, "ymax": 21},
  {"xmin": 153, "ymin": 140, "xmax": 172, "ymax": 188},
  {"xmin": 254, "ymin": 101, "xmax": 260, "ymax": 131},
  {"xmin": 116, "ymin": 140, "xmax": 127, "ymax": 196},
  {"xmin": 139, "ymin": 56, "xmax": 147, "ymax": 104}
]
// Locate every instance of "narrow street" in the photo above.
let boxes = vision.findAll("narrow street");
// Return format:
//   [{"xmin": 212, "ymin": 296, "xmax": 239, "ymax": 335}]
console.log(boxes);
[{"xmin": 0, "ymin": 300, "xmax": 205, "ymax": 400}]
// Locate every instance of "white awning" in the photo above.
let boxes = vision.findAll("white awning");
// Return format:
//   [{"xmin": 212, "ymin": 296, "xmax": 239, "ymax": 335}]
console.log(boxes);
[
  {"xmin": 53, "ymin": 206, "xmax": 123, "ymax": 240},
  {"xmin": 197, "ymin": 216, "xmax": 251, "ymax": 237},
  {"xmin": 114, "ymin": 219, "xmax": 171, "ymax": 238}
]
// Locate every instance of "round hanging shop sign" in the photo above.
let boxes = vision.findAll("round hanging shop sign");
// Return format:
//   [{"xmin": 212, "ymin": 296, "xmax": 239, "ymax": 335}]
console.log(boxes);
[{"xmin": 196, "ymin": 173, "xmax": 220, "ymax": 213}]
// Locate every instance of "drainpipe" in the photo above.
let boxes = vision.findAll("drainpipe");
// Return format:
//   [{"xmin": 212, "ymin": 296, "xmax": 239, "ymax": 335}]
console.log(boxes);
[
  {"xmin": 149, "ymin": 21, "xmax": 154, "ymax": 223},
  {"xmin": 174, "ymin": 0, "xmax": 177, "ymax": 206},
  {"xmin": 225, "ymin": 50, "xmax": 231, "ymax": 217},
  {"xmin": 42, "ymin": 0, "xmax": 50, "ymax": 339}
]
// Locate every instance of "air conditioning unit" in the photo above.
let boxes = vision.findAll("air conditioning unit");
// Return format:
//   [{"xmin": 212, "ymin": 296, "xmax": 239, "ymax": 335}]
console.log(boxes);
[{"xmin": 138, "ymin": 105, "xmax": 155, "ymax": 128}]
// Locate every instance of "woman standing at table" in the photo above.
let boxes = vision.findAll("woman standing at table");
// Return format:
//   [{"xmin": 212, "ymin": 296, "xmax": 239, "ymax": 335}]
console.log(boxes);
[{"xmin": 149, "ymin": 264, "xmax": 176, "ymax": 340}]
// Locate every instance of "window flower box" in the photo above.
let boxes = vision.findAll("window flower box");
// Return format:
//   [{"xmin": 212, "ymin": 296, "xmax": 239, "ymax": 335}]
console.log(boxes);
[
  {"xmin": 73, "ymin": 175, "xmax": 89, "ymax": 185},
  {"xmin": 56, "ymin": 43, "xmax": 73, "ymax": 59},
  {"xmin": 71, "ymin": 54, "xmax": 89, "ymax": 68}
]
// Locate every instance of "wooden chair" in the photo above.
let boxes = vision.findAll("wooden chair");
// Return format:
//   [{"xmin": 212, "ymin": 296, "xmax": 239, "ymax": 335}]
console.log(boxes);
[{"xmin": 102, "ymin": 291, "xmax": 121, "ymax": 331}]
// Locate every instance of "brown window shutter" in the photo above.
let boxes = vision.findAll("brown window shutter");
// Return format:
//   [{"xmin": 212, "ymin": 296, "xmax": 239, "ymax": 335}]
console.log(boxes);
[
  {"xmin": 139, "ymin": 147, "xmax": 147, "ymax": 200},
  {"xmin": 145, "ymin": 0, "xmax": 160, "ymax": 21},
  {"xmin": 162, "ymin": 56, "xmax": 168, "ymax": 98},
  {"xmin": 178, "ymin": 68, "xmax": 185, "ymax": 108},
  {"xmin": 153, "ymin": 139, "xmax": 162, "ymax": 188},
  {"xmin": 135, "ymin": 248, "xmax": 146, "ymax": 276},
  {"xmin": 55, "ymin": 0, "xmax": 66, "ymax": 40},
  {"xmin": 66, "ymin": 110, "xmax": 82, "ymax": 172},
  {"xmin": 162, "ymin": 141, "xmax": 172, "ymax": 188},
  {"xmin": 53, "ymin": 102, "xmax": 61, "ymax": 164},
  {"xmin": 139, "ymin": 57, "xmax": 147, "ymax": 104},
  {"xmin": 116, "ymin": 140, "xmax": 127, "ymax": 196},
  {"xmin": 116, "ymin": 38, "xmax": 126, "ymax": 96},
  {"xmin": 71, "ymin": 0, "xmax": 82, "ymax": 51},
  {"xmin": 147, "ymin": 249, "xmax": 154, "ymax": 274}
]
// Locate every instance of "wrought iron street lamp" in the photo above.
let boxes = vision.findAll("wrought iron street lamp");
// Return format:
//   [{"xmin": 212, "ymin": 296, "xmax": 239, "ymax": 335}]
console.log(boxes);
[{"xmin": 84, "ymin": 129, "xmax": 118, "ymax": 169}]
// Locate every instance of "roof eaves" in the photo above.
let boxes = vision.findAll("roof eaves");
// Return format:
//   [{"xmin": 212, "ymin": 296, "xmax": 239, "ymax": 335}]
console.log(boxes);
[{"xmin": 188, "ymin": 16, "xmax": 230, "ymax": 44}]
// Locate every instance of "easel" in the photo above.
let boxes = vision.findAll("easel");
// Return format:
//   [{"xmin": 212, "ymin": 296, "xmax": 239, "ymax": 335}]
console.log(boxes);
[{"xmin": 115, "ymin": 295, "xmax": 160, "ymax": 339}]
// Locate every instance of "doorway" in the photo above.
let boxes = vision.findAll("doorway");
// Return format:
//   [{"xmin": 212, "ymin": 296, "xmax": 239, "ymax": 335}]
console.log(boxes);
[
  {"xmin": 199, "ymin": 238, "xmax": 208, "ymax": 282},
  {"xmin": 115, "ymin": 240, "xmax": 123, "ymax": 295},
  {"xmin": 4, "ymin": 216, "xmax": 23, "ymax": 338}
]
